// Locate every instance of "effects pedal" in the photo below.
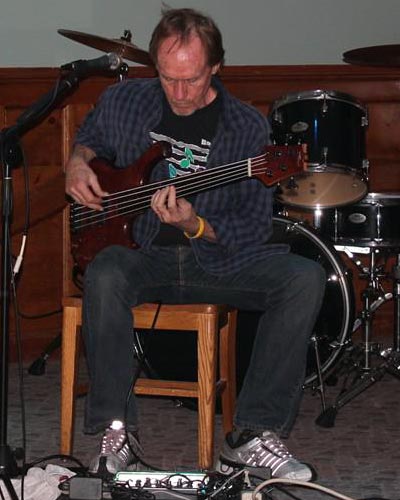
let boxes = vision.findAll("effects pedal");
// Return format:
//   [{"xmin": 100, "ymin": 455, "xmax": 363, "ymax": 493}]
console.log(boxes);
[{"xmin": 114, "ymin": 470, "xmax": 208, "ymax": 495}]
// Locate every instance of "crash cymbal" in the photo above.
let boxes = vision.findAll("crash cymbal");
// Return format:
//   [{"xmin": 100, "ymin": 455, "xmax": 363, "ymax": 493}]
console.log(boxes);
[
  {"xmin": 343, "ymin": 44, "xmax": 400, "ymax": 67},
  {"xmin": 58, "ymin": 29, "xmax": 153, "ymax": 66}
]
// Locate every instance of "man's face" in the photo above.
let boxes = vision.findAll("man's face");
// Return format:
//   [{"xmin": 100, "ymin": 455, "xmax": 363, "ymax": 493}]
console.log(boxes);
[{"xmin": 156, "ymin": 34, "xmax": 220, "ymax": 116}]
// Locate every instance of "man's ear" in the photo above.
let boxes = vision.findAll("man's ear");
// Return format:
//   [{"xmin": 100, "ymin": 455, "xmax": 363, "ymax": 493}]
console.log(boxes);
[{"xmin": 211, "ymin": 63, "xmax": 221, "ymax": 75}]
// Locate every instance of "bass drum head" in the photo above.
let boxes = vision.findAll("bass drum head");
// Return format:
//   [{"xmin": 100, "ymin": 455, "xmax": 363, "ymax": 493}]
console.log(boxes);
[{"xmin": 270, "ymin": 216, "xmax": 355, "ymax": 386}]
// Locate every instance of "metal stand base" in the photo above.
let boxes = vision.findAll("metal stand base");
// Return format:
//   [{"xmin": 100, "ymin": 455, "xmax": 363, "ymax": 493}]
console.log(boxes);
[
  {"xmin": 316, "ymin": 249, "xmax": 400, "ymax": 427},
  {"xmin": 316, "ymin": 347, "xmax": 398, "ymax": 427},
  {"xmin": 0, "ymin": 444, "xmax": 19, "ymax": 500},
  {"xmin": 28, "ymin": 334, "xmax": 61, "ymax": 376}
]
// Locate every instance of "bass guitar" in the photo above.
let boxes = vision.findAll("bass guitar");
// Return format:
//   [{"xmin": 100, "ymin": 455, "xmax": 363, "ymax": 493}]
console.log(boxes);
[{"xmin": 70, "ymin": 141, "xmax": 306, "ymax": 272}]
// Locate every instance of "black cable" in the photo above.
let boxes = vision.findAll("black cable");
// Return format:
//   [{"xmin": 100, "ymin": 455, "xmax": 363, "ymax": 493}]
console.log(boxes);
[
  {"xmin": 21, "ymin": 145, "xmax": 30, "ymax": 235},
  {"xmin": 8, "ymin": 144, "xmax": 31, "ymax": 500},
  {"xmin": 14, "ymin": 147, "xmax": 63, "ymax": 322},
  {"xmin": 24, "ymin": 453, "xmax": 86, "ymax": 471},
  {"xmin": 17, "ymin": 308, "xmax": 62, "ymax": 320},
  {"xmin": 124, "ymin": 302, "xmax": 164, "ymax": 471},
  {"xmin": 5, "ymin": 226, "xmax": 27, "ymax": 500}
]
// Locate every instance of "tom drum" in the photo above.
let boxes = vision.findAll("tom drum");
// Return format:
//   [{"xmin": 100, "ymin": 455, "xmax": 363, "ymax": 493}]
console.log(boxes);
[
  {"xmin": 316, "ymin": 192, "xmax": 400, "ymax": 248},
  {"xmin": 270, "ymin": 90, "xmax": 368, "ymax": 209}
]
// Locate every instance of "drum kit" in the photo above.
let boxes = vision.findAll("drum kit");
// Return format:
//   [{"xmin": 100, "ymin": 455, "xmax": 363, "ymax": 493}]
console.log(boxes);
[
  {"xmin": 270, "ymin": 45, "xmax": 400, "ymax": 426},
  {"xmin": 55, "ymin": 30, "xmax": 400, "ymax": 424}
]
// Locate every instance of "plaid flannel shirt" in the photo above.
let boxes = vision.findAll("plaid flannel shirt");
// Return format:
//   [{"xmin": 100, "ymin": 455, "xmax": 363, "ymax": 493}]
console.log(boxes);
[{"xmin": 75, "ymin": 77, "xmax": 288, "ymax": 276}]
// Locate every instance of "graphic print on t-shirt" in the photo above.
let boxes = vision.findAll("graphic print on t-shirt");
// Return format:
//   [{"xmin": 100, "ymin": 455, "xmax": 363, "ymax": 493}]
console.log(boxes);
[
  {"xmin": 149, "ymin": 132, "xmax": 211, "ymax": 179},
  {"xmin": 149, "ymin": 92, "xmax": 220, "ymax": 246}
]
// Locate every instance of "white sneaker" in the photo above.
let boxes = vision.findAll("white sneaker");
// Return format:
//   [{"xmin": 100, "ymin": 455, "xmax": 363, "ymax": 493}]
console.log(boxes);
[
  {"xmin": 216, "ymin": 430, "xmax": 314, "ymax": 481},
  {"xmin": 89, "ymin": 420, "xmax": 143, "ymax": 476}
]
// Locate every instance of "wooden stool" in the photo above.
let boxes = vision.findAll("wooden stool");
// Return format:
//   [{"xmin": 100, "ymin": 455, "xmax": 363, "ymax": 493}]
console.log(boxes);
[{"xmin": 60, "ymin": 297, "xmax": 237, "ymax": 470}]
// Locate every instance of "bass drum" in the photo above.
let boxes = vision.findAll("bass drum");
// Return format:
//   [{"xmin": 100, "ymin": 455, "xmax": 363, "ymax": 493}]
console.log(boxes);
[
  {"xmin": 133, "ymin": 216, "xmax": 355, "ymax": 390},
  {"xmin": 270, "ymin": 216, "xmax": 354, "ymax": 386}
]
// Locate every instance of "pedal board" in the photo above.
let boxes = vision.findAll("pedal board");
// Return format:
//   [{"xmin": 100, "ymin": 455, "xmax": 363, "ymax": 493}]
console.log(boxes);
[
  {"xmin": 58, "ymin": 470, "xmax": 247, "ymax": 499},
  {"xmin": 114, "ymin": 470, "xmax": 208, "ymax": 497}
]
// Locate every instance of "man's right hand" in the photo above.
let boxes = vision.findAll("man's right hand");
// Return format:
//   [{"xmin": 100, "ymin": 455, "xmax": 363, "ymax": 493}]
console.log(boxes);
[{"xmin": 65, "ymin": 146, "xmax": 108, "ymax": 210}]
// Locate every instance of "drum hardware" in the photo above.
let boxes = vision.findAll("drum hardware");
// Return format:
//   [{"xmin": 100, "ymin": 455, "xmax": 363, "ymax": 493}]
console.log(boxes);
[
  {"xmin": 351, "ymin": 291, "xmax": 393, "ymax": 333},
  {"xmin": 308, "ymin": 334, "xmax": 329, "ymax": 412},
  {"xmin": 316, "ymin": 249, "xmax": 399, "ymax": 428},
  {"xmin": 117, "ymin": 62, "xmax": 130, "ymax": 81},
  {"xmin": 285, "ymin": 176, "xmax": 299, "ymax": 191}
]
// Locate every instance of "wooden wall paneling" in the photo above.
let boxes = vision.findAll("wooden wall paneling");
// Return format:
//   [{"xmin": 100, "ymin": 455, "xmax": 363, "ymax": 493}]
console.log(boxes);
[
  {"xmin": 1, "ymin": 65, "xmax": 400, "ymax": 358},
  {"xmin": 2, "ymin": 105, "xmax": 65, "ymax": 359}
]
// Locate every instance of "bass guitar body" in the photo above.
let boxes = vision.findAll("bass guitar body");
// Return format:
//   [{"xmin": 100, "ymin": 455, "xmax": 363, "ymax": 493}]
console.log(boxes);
[{"xmin": 70, "ymin": 141, "xmax": 171, "ymax": 273}]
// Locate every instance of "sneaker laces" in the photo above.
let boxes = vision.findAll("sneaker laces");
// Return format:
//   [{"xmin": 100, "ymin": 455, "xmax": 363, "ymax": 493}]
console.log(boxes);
[
  {"xmin": 240, "ymin": 431, "xmax": 293, "ymax": 475},
  {"xmin": 100, "ymin": 426, "xmax": 143, "ymax": 462},
  {"xmin": 255, "ymin": 431, "xmax": 292, "ymax": 475}
]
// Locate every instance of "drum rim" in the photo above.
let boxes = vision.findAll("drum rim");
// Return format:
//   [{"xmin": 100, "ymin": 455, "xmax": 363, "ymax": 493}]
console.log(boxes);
[
  {"xmin": 270, "ymin": 89, "xmax": 367, "ymax": 114},
  {"xmin": 362, "ymin": 192, "xmax": 400, "ymax": 204},
  {"xmin": 272, "ymin": 215, "xmax": 354, "ymax": 386},
  {"xmin": 276, "ymin": 183, "xmax": 369, "ymax": 210}
]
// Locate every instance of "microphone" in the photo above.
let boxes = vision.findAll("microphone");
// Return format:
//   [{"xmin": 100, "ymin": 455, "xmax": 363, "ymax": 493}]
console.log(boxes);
[{"xmin": 61, "ymin": 52, "xmax": 123, "ymax": 74}]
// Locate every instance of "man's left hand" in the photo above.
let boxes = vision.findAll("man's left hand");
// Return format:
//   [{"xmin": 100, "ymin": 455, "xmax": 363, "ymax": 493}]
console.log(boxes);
[{"xmin": 151, "ymin": 185, "xmax": 198, "ymax": 234}]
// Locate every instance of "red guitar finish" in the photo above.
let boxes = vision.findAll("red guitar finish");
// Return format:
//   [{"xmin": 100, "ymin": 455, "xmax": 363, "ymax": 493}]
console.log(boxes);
[{"xmin": 70, "ymin": 142, "xmax": 306, "ymax": 273}]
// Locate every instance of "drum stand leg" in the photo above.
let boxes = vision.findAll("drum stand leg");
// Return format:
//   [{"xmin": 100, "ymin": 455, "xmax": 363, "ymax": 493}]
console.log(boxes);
[
  {"xmin": 381, "ymin": 253, "xmax": 400, "ymax": 375},
  {"xmin": 309, "ymin": 334, "xmax": 327, "ymax": 411},
  {"xmin": 316, "ymin": 249, "xmax": 398, "ymax": 428}
]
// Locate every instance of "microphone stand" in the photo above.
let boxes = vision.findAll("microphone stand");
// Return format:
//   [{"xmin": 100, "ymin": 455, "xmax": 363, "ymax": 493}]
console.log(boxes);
[{"xmin": 0, "ymin": 68, "xmax": 85, "ymax": 500}]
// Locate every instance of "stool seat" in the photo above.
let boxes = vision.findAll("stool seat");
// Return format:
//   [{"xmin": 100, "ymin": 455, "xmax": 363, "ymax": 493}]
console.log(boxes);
[{"xmin": 60, "ymin": 296, "xmax": 237, "ymax": 469}]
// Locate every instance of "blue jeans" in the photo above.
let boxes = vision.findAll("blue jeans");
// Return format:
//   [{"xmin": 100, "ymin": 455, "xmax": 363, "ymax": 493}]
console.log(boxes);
[{"xmin": 82, "ymin": 244, "xmax": 326, "ymax": 437}]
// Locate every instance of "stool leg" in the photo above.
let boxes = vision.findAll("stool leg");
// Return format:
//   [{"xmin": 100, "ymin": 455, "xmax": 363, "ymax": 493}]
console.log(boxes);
[
  {"xmin": 60, "ymin": 305, "xmax": 80, "ymax": 455},
  {"xmin": 197, "ymin": 313, "xmax": 218, "ymax": 469},
  {"xmin": 220, "ymin": 310, "xmax": 237, "ymax": 435}
]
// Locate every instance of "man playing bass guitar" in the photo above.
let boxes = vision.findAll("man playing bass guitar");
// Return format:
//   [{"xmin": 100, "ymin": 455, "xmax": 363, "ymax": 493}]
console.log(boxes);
[{"xmin": 65, "ymin": 7, "xmax": 326, "ymax": 481}]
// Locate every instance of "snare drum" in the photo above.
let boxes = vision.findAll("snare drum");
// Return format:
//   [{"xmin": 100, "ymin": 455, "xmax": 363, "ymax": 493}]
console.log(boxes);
[
  {"xmin": 270, "ymin": 90, "xmax": 369, "ymax": 209},
  {"xmin": 316, "ymin": 192, "xmax": 400, "ymax": 248}
]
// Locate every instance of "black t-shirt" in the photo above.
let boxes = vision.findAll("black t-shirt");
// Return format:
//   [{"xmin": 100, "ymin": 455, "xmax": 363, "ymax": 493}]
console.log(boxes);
[{"xmin": 151, "ymin": 93, "xmax": 221, "ymax": 245}]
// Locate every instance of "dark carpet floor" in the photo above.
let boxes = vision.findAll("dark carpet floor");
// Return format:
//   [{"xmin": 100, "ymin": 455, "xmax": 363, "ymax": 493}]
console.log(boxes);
[
  {"xmin": 4, "ymin": 334, "xmax": 400, "ymax": 500},
  {"xmin": 6, "ymin": 312, "xmax": 400, "ymax": 500}
]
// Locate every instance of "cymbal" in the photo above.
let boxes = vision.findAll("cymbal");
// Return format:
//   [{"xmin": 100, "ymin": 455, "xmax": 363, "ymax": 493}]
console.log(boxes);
[
  {"xmin": 343, "ymin": 44, "xmax": 400, "ymax": 67},
  {"xmin": 58, "ymin": 29, "xmax": 153, "ymax": 66}
]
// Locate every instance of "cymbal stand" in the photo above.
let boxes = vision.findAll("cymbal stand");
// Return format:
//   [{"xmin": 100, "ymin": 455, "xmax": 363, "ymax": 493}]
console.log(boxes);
[{"xmin": 316, "ymin": 247, "xmax": 396, "ymax": 427}]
